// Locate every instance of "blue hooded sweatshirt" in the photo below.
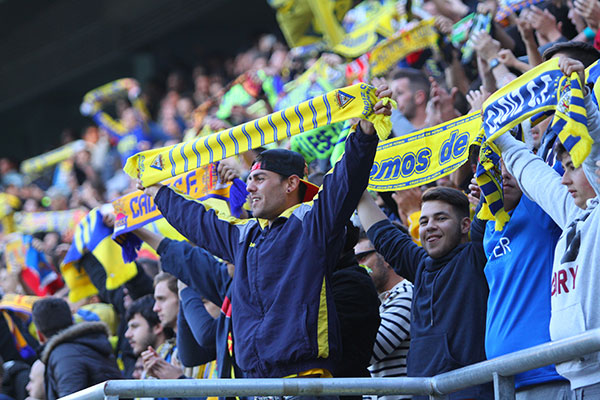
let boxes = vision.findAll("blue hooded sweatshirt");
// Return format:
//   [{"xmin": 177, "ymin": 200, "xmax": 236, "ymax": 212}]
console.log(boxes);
[{"xmin": 367, "ymin": 215, "xmax": 493, "ymax": 400}]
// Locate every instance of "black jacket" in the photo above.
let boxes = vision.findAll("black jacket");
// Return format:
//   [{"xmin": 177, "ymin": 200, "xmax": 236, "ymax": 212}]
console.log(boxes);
[
  {"xmin": 331, "ymin": 251, "xmax": 381, "ymax": 379},
  {"xmin": 41, "ymin": 322, "xmax": 122, "ymax": 400}
]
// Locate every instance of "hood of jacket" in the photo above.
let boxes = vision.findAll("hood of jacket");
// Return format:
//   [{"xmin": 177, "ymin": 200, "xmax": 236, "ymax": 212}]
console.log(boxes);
[
  {"xmin": 424, "ymin": 242, "xmax": 468, "ymax": 272},
  {"xmin": 41, "ymin": 321, "xmax": 112, "ymax": 364}
]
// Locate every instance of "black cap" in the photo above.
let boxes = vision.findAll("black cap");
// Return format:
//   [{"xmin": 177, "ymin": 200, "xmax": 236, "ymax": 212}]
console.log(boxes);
[{"xmin": 251, "ymin": 149, "xmax": 319, "ymax": 202}]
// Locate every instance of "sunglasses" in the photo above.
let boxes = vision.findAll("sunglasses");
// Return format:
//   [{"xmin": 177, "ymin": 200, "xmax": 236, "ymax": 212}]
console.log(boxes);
[{"xmin": 355, "ymin": 249, "xmax": 377, "ymax": 262}]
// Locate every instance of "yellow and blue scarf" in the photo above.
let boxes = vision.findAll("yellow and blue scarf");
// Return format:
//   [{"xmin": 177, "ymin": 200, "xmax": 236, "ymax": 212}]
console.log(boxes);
[
  {"xmin": 0, "ymin": 193, "xmax": 21, "ymax": 235},
  {"xmin": 113, "ymin": 164, "xmax": 247, "ymax": 261},
  {"xmin": 126, "ymin": 83, "xmax": 392, "ymax": 186},
  {"xmin": 15, "ymin": 209, "xmax": 87, "ymax": 240},
  {"xmin": 1, "ymin": 310, "xmax": 36, "ymax": 361},
  {"xmin": 477, "ymin": 59, "xmax": 591, "ymax": 229},
  {"xmin": 495, "ymin": 0, "xmax": 544, "ymax": 25},
  {"xmin": 3, "ymin": 233, "xmax": 27, "ymax": 273},
  {"xmin": 20, "ymin": 140, "xmax": 86, "ymax": 176},
  {"xmin": 369, "ymin": 18, "xmax": 438, "ymax": 77},
  {"xmin": 269, "ymin": 0, "xmax": 349, "ymax": 48},
  {"xmin": 0, "ymin": 294, "xmax": 39, "ymax": 315},
  {"xmin": 332, "ymin": 0, "xmax": 397, "ymax": 58},
  {"xmin": 369, "ymin": 112, "xmax": 481, "ymax": 190},
  {"xmin": 62, "ymin": 208, "xmax": 138, "ymax": 303}
]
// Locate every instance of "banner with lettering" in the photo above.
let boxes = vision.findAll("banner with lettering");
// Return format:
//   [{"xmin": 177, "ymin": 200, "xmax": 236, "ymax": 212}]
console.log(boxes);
[
  {"xmin": 112, "ymin": 165, "xmax": 236, "ymax": 237},
  {"xmin": 291, "ymin": 122, "xmax": 346, "ymax": 163},
  {"xmin": 368, "ymin": 112, "xmax": 481, "ymax": 191}
]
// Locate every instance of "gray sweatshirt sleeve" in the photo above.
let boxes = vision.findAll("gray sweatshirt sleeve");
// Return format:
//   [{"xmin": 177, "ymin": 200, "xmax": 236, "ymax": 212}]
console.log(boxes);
[
  {"xmin": 495, "ymin": 133, "xmax": 574, "ymax": 229},
  {"xmin": 495, "ymin": 89, "xmax": 600, "ymax": 229},
  {"xmin": 581, "ymin": 90, "xmax": 600, "ymax": 198}
]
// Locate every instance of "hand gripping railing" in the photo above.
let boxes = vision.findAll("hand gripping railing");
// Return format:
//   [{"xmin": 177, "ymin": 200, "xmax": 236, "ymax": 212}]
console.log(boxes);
[{"xmin": 59, "ymin": 328, "xmax": 600, "ymax": 400}]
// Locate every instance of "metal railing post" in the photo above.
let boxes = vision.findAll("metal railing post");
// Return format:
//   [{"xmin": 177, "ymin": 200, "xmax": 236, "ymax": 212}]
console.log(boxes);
[{"xmin": 492, "ymin": 372, "xmax": 514, "ymax": 400}]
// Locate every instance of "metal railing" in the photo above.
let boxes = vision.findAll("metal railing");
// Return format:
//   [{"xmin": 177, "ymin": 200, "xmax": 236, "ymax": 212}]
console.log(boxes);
[{"xmin": 60, "ymin": 328, "xmax": 600, "ymax": 400}]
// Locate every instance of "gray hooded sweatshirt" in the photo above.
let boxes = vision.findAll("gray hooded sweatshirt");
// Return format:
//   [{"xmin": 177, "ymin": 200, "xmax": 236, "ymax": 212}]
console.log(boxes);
[{"xmin": 494, "ymin": 89, "xmax": 600, "ymax": 389}]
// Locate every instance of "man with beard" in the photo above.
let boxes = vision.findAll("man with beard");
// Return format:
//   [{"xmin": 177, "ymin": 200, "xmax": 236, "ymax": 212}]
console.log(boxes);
[{"xmin": 388, "ymin": 68, "xmax": 430, "ymax": 136}]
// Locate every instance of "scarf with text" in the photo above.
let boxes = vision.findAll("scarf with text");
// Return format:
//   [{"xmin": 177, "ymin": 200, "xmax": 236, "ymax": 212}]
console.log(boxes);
[
  {"xmin": 477, "ymin": 59, "xmax": 591, "ymax": 230},
  {"xmin": 14, "ymin": 209, "xmax": 87, "ymax": 241},
  {"xmin": 369, "ymin": 18, "xmax": 438, "ymax": 76}
]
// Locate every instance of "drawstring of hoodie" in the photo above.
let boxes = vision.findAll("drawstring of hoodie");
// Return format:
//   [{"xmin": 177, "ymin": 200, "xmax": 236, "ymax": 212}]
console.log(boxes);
[{"xmin": 430, "ymin": 270, "xmax": 442, "ymax": 327}]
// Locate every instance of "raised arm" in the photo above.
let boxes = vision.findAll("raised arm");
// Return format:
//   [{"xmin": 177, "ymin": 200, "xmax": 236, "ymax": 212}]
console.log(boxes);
[
  {"xmin": 177, "ymin": 288, "xmax": 217, "ymax": 367},
  {"xmin": 308, "ymin": 86, "xmax": 392, "ymax": 253},
  {"xmin": 139, "ymin": 182, "xmax": 241, "ymax": 263},
  {"xmin": 156, "ymin": 238, "xmax": 230, "ymax": 307},
  {"xmin": 582, "ymin": 87, "xmax": 600, "ymax": 198},
  {"xmin": 356, "ymin": 190, "xmax": 389, "ymax": 232},
  {"xmin": 132, "ymin": 227, "xmax": 164, "ymax": 251},
  {"xmin": 358, "ymin": 191, "xmax": 426, "ymax": 281}
]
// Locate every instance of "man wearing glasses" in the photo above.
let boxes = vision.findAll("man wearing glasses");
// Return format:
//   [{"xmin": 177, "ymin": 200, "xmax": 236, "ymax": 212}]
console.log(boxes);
[{"xmin": 355, "ymin": 233, "xmax": 412, "ymax": 400}]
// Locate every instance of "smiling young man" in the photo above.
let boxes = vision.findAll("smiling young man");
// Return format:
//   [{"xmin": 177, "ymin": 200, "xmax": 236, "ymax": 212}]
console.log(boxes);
[
  {"xmin": 356, "ymin": 186, "xmax": 492, "ymax": 400},
  {"xmin": 137, "ymin": 86, "xmax": 392, "ymax": 382},
  {"xmin": 493, "ymin": 56, "xmax": 600, "ymax": 397}
]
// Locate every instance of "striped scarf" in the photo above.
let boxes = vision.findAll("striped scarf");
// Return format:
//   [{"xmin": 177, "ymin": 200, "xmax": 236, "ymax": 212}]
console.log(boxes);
[
  {"xmin": 15, "ymin": 209, "xmax": 87, "ymax": 240},
  {"xmin": 126, "ymin": 83, "xmax": 393, "ymax": 186},
  {"xmin": 477, "ymin": 59, "xmax": 591, "ymax": 230},
  {"xmin": 20, "ymin": 140, "xmax": 86, "ymax": 176}
]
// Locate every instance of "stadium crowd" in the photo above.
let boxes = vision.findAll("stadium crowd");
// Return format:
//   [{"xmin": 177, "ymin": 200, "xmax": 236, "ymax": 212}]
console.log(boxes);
[{"xmin": 2, "ymin": 0, "xmax": 600, "ymax": 399}]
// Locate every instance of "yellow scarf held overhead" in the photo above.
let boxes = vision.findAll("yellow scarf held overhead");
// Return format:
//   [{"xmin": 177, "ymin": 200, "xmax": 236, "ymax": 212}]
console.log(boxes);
[
  {"xmin": 126, "ymin": 84, "xmax": 394, "ymax": 186},
  {"xmin": 369, "ymin": 19, "xmax": 439, "ymax": 77},
  {"xmin": 0, "ymin": 294, "xmax": 40, "ymax": 315},
  {"xmin": 20, "ymin": 140, "xmax": 86, "ymax": 176}
]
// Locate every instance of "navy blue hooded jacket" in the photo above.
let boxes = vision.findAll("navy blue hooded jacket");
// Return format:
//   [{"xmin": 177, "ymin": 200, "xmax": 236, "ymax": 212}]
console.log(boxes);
[
  {"xmin": 177, "ymin": 287, "xmax": 218, "ymax": 368},
  {"xmin": 158, "ymin": 238, "xmax": 242, "ymax": 381},
  {"xmin": 367, "ymin": 216, "xmax": 492, "ymax": 400},
  {"xmin": 154, "ymin": 126, "xmax": 378, "ymax": 378}
]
